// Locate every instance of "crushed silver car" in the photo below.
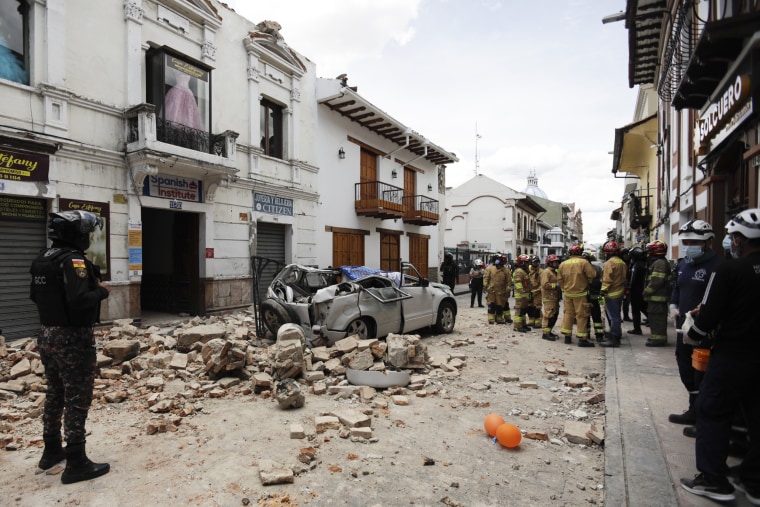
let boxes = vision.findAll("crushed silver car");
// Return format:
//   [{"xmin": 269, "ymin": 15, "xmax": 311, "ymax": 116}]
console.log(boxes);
[{"xmin": 259, "ymin": 262, "xmax": 457, "ymax": 346}]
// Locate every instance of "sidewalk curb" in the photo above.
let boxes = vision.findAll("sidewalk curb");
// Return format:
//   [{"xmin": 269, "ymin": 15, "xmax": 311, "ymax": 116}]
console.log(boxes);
[{"xmin": 603, "ymin": 339, "xmax": 678, "ymax": 507}]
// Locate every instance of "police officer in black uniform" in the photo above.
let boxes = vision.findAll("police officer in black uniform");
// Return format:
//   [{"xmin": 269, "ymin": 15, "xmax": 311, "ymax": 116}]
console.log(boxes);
[
  {"xmin": 679, "ymin": 209, "xmax": 760, "ymax": 503},
  {"xmin": 30, "ymin": 210, "xmax": 110, "ymax": 484}
]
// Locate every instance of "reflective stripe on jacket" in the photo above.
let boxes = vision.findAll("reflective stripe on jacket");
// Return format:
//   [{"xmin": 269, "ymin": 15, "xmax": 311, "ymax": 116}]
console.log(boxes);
[
  {"xmin": 557, "ymin": 256, "xmax": 597, "ymax": 297},
  {"xmin": 601, "ymin": 256, "xmax": 627, "ymax": 298}
]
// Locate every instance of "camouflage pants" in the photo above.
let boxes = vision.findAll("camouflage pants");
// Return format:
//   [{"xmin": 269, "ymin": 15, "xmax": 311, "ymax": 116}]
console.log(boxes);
[{"xmin": 37, "ymin": 326, "xmax": 96, "ymax": 445}]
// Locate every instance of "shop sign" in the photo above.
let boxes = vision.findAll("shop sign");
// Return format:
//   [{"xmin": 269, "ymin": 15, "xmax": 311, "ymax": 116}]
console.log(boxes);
[
  {"xmin": 0, "ymin": 147, "xmax": 49, "ymax": 182},
  {"xmin": 0, "ymin": 195, "xmax": 46, "ymax": 221},
  {"xmin": 59, "ymin": 198, "xmax": 111, "ymax": 279},
  {"xmin": 254, "ymin": 192, "xmax": 293, "ymax": 216},
  {"xmin": 697, "ymin": 74, "xmax": 752, "ymax": 153},
  {"xmin": 143, "ymin": 175, "xmax": 202, "ymax": 202},
  {"xmin": 469, "ymin": 242, "xmax": 491, "ymax": 250}
]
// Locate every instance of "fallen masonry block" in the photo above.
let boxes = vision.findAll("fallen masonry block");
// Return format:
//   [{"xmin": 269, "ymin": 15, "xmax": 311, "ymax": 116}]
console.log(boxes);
[
  {"xmin": 519, "ymin": 381, "xmax": 538, "ymax": 389},
  {"xmin": 588, "ymin": 425, "xmax": 605, "ymax": 445},
  {"xmin": 276, "ymin": 378, "xmax": 305, "ymax": 409},
  {"xmin": 350, "ymin": 427, "xmax": 373, "ymax": 440},
  {"xmin": 391, "ymin": 395, "xmax": 409, "ymax": 406},
  {"xmin": 169, "ymin": 353, "xmax": 188, "ymax": 370},
  {"xmin": 10, "ymin": 358, "xmax": 31, "ymax": 379},
  {"xmin": 564, "ymin": 420, "xmax": 593, "ymax": 446},
  {"xmin": 584, "ymin": 392, "xmax": 605, "ymax": 404},
  {"xmin": 315, "ymin": 416, "xmax": 341, "ymax": 433},
  {"xmin": 330, "ymin": 408, "xmax": 371, "ymax": 428},
  {"xmin": 259, "ymin": 459, "xmax": 294, "ymax": 485},
  {"xmin": 102, "ymin": 340, "xmax": 140, "ymax": 364},
  {"xmin": 385, "ymin": 334, "xmax": 429, "ymax": 369},
  {"xmin": 290, "ymin": 424, "xmax": 306, "ymax": 439},
  {"xmin": 565, "ymin": 377, "xmax": 588, "ymax": 388},
  {"xmin": 175, "ymin": 323, "xmax": 226, "ymax": 352}
]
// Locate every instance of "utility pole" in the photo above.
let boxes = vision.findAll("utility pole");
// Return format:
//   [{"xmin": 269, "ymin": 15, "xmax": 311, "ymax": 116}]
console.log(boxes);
[{"xmin": 475, "ymin": 123, "xmax": 482, "ymax": 176}]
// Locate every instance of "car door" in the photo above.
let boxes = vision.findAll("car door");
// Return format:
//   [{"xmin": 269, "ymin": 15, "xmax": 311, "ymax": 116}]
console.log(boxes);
[
  {"xmin": 359, "ymin": 284, "xmax": 410, "ymax": 337},
  {"xmin": 399, "ymin": 264, "xmax": 437, "ymax": 332}
]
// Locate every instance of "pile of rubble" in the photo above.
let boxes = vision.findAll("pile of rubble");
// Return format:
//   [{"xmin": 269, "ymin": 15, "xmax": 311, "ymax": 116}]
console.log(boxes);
[{"xmin": 0, "ymin": 312, "xmax": 463, "ymax": 449}]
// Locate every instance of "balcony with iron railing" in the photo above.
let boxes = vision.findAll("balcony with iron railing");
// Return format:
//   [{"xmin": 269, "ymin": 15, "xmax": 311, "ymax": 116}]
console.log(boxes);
[
  {"xmin": 659, "ymin": 1, "xmax": 760, "ymax": 110},
  {"xmin": 354, "ymin": 181, "xmax": 405, "ymax": 219},
  {"xmin": 124, "ymin": 104, "xmax": 238, "ymax": 200},
  {"xmin": 125, "ymin": 103, "xmax": 238, "ymax": 162},
  {"xmin": 402, "ymin": 194, "xmax": 439, "ymax": 226},
  {"xmin": 521, "ymin": 231, "xmax": 538, "ymax": 243}
]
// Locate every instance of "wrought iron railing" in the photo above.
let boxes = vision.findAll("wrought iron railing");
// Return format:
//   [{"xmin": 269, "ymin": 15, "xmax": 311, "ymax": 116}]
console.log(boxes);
[
  {"xmin": 354, "ymin": 181, "xmax": 405, "ymax": 206},
  {"xmin": 657, "ymin": 0, "xmax": 698, "ymax": 103},
  {"xmin": 403, "ymin": 195, "xmax": 439, "ymax": 216},
  {"xmin": 157, "ymin": 119, "xmax": 210, "ymax": 153}
]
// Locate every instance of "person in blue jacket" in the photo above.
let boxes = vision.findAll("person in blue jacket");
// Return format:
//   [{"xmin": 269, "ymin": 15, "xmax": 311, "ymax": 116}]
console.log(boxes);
[{"xmin": 667, "ymin": 220, "xmax": 721, "ymax": 434}]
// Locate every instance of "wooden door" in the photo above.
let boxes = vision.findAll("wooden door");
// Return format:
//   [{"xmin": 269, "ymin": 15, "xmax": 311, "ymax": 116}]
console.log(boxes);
[
  {"xmin": 408, "ymin": 235, "xmax": 428, "ymax": 276},
  {"xmin": 333, "ymin": 231, "xmax": 365, "ymax": 267},
  {"xmin": 360, "ymin": 149, "xmax": 377, "ymax": 200},
  {"xmin": 380, "ymin": 233, "xmax": 401, "ymax": 272},
  {"xmin": 404, "ymin": 167, "xmax": 416, "ymax": 209}
]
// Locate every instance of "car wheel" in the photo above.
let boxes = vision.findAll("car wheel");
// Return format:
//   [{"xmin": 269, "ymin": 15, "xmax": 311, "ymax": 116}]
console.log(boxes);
[
  {"xmin": 434, "ymin": 301, "xmax": 456, "ymax": 334},
  {"xmin": 346, "ymin": 318, "xmax": 371, "ymax": 340},
  {"xmin": 260, "ymin": 299, "xmax": 292, "ymax": 335}
]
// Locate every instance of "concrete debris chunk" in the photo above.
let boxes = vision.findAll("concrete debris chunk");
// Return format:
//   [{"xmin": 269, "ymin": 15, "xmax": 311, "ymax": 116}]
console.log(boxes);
[
  {"xmin": 385, "ymin": 334, "xmax": 429, "ymax": 369},
  {"xmin": 275, "ymin": 378, "xmax": 305, "ymax": 409},
  {"xmin": 175, "ymin": 323, "xmax": 226, "ymax": 352},
  {"xmin": 315, "ymin": 415, "xmax": 341, "ymax": 433},
  {"xmin": 259, "ymin": 459, "xmax": 294, "ymax": 485},
  {"xmin": 330, "ymin": 408, "xmax": 371, "ymax": 428},
  {"xmin": 564, "ymin": 420, "xmax": 593, "ymax": 446},
  {"xmin": 9, "ymin": 358, "xmax": 31, "ymax": 379},
  {"xmin": 102, "ymin": 339, "xmax": 141, "ymax": 364}
]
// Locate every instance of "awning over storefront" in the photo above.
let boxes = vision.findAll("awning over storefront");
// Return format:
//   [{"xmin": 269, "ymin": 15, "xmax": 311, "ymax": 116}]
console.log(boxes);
[{"xmin": 611, "ymin": 113, "xmax": 658, "ymax": 176}]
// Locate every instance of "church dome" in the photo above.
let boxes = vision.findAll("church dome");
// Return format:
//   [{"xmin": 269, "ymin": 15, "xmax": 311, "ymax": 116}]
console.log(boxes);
[{"xmin": 522, "ymin": 170, "xmax": 548, "ymax": 199}]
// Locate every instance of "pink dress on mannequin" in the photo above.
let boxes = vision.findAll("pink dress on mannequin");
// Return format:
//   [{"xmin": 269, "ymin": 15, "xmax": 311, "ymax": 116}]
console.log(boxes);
[{"xmin": 163, "ymin": 71, "xmax": 203, "ymax": 129}]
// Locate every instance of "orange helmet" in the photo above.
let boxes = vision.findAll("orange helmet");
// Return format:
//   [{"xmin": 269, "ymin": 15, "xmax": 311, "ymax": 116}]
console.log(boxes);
[{"xmin": 646, "ymin": 240, "xmax": 668, "ymax": 257}]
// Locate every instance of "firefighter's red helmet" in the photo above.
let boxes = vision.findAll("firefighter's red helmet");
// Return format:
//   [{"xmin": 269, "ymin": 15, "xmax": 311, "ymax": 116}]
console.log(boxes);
[
  {"xmin": 568, "ymin": 243, "xmax": 583, "ymax": 256},
  {"xmin": 546, "ymin": 254, "xmax": 559, "ymax": 265},
  {"xmin": 516, "ymin": 254, "xmax": 530, "ymax": 266},
  {"xmin": 603, "ymin": 241, "xmax": 621, "ymax": 255},
  {"xmin": 646, "ymin": 240, "xmax": 668, "ymax": 257}
]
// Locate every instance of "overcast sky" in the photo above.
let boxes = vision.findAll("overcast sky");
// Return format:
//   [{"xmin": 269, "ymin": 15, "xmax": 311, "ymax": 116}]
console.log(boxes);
[{"xmin": 224, "ymin": 0, "xmax": 639, "ymax": 245}]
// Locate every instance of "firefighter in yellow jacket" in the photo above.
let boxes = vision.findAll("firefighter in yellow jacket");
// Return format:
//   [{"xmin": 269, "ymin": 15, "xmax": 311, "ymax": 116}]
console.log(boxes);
[
  {"xmin": 528, "ymin": 256, "xmax": 543, "ymax": 327},
  {"xmin": 512, "ymin": 254, "xmax": 532, "ymax": 332},
  {"xmin": 540, "ymin": 254, "xmax": 562, "ymax": 341},
  {"xmin": 642, "ymin": 240, "xmax": 671, "ymax": 347},
  {"xmin": 557, "ymin": 243, "xmax": 598, "ymax": 347},
  {"xmin": 483, "ymin": 254, "xmax": 511, "ymax": 324},
  {"xmin": 599, "ymin": 241, "xmax": 628, "ymax": 348}
]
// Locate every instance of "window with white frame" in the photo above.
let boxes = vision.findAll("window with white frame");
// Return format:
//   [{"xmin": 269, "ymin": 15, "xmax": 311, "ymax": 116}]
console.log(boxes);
[{"xmin": 0, "ymin": 0, "xmax": 29, "ymax": 85}]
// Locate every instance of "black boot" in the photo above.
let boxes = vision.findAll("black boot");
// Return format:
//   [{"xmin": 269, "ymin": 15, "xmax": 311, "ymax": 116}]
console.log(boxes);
[
  {"xmin": 61, "ymin": 443, "xmax": 110, "ymax": 484},
  {"xmin": 600, "ymin": 334, "xmax": 621, "ymax": 348},
  {"xmin": 38, "ymin": 436, "xmax": 66, "ymax": 470}
]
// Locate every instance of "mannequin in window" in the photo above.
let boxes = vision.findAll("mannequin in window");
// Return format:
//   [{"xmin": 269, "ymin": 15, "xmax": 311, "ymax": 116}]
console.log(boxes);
[{"xmin": 163, "ymin": 69, "xmax": 203, "ymax": 130}]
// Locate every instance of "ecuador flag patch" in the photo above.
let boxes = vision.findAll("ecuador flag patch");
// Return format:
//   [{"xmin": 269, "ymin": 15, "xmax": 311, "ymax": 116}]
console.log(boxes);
[{"xmin": 71, "ymin": 259, "xmax": 87, "ymax": 278}]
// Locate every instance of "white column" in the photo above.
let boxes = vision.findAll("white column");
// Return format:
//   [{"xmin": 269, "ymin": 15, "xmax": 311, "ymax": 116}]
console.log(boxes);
[{"xmin": 124, "ymin": 1, "xmax": 144, "ymax": 106}]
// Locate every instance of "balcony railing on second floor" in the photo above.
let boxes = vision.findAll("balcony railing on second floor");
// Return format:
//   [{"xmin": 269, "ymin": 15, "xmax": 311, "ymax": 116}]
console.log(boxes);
[
  {"xmin": 523, "ymin": 231, "xmax": 538, "ymax": 243},
  {"xmin": 125, "ymin": 103, "xmax": 237, "ymax": 160},
  {"xmin": 403, "ymin": 194, "xmax": 439, "ymax": 226},
  {"xmin": 354, "ymin": 181, "xmax": 405, "ymax": 219}
]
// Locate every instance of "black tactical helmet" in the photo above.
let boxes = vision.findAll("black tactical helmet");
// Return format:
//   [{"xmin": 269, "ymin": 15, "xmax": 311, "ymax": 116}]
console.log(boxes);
[{"xmin": 48, "ymin": 210, "xmax": 103, "ymax": 251}]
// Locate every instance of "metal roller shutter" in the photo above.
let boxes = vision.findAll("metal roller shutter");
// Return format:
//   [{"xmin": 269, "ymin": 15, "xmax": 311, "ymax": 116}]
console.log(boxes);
[
  {"xmin": 0, "ymin": 217, "xmax": 47, "ymax": 341},
  {"xmin": 255, "ymin": 222, "xmax": 286, "ymax": 301}
]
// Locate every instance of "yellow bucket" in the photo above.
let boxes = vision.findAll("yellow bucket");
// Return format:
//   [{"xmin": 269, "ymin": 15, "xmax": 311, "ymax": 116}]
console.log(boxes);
[{"xmin": 692, "ymin": 348, "xmax": 710, "ymax": 372}]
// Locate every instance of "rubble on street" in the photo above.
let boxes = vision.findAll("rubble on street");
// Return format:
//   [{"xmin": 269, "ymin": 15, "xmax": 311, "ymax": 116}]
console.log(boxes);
[{"xmin": 0, "ymin": 306, "xmax": 607, "ymax": 505}]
